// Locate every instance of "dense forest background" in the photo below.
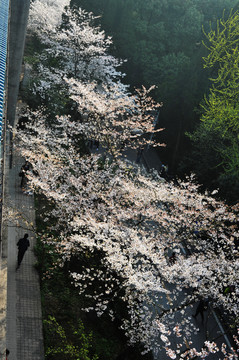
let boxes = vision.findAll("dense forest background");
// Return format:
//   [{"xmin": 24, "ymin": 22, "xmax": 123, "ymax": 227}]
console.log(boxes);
[{"xmin": 72, "ymin": 0, "xmax": 239, "ymax": 203}]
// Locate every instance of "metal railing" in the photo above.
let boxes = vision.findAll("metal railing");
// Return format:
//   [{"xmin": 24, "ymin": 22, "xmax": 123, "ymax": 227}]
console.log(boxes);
[
  {"xmin": 0, "ymin": 0, "xmax": 10, "ymax": 256},
  {"xmin": 0, "ymin": 0, "xmax": 9, "ymax": 134}
]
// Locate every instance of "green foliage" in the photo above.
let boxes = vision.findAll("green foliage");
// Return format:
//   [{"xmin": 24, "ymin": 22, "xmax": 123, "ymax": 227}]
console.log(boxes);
[
  {"xmin": 44, "ymin": 316, "xmax": 98, "ymax": 360},
  {"xmin": 187, "ymin": 10, "xmax": 239, "ymax": 203},
  {"xmin": 201, "ymin": 93, "xmax": 239, "ymax": 134}
]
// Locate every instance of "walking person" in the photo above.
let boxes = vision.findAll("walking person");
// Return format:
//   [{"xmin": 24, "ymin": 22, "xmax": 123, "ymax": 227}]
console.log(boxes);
[
  {"xmin": 192, "ymin": 299, "xmax": 209, "ymax": 322},
  {"xmin": 19, "ymin": 161, "xmax": 30, "ymax": 190},
  {"xmin": 16, "ymin": 233, "xmax": 30, "ymax": 270},
  {"xmin": 6, "ymin": 349, "xmax": 10, "ymax": 360}
]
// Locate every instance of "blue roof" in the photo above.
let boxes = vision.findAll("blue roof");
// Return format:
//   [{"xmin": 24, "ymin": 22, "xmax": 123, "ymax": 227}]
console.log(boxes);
[{"xmin": 0, "ymin": 0, "xmax": 9, "ymax": 137}]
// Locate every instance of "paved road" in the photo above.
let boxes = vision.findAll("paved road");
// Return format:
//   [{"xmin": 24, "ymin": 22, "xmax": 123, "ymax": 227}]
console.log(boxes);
[{"xmin": 3, "ymin": 141, "xmax": 44, "ymax": 360}]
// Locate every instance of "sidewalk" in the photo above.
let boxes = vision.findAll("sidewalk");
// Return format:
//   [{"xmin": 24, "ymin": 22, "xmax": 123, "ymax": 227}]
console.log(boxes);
[{"xmin": 4, "ymin": 142, "xmax": 44, "ymax": 360}]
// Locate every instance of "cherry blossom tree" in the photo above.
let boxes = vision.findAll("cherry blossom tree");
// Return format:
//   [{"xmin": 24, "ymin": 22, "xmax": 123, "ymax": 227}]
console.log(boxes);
[
  {"xmin": 27, "ymin": 0, "xmax": 127, "ymax": 107},
  {"xmin": 17, "ymin": 1, "xmax": 239, "ymax": 358},
  {"xmin": 28, "ymin": 0, "xmax": 71, "ymax": 35},
  {"xmin": 15, "ymin": 109, "xmax": 239, "ymax": 359},
  {"xmin": 66, "ymin": 80, "xmax": 163, "ymax": 157},
  {"xmin": 26, "ymin": 0, "xmax": 164, "ymax": 156}
]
